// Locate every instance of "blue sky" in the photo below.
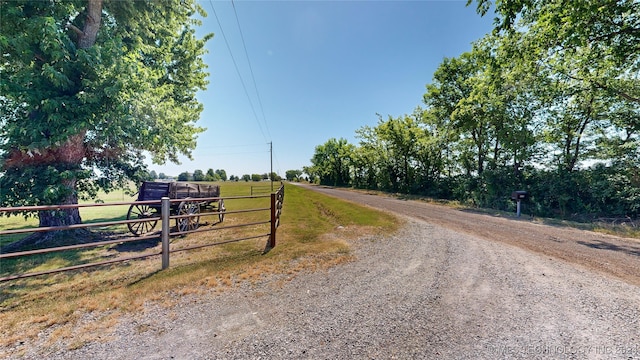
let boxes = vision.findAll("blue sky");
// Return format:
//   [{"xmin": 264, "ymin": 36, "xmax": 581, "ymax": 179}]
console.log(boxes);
[{"xmin": 147, "ymin": 0, "xmax": 495, "ymax": 178}]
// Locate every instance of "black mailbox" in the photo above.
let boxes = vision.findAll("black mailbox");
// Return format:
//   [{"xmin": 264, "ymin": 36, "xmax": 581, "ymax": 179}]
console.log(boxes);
[{"xmin": 511, "ymin": 190, "xmax": 528, "ymax": 201}]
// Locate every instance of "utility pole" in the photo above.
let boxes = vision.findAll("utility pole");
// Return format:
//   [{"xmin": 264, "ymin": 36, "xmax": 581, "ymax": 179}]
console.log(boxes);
[{"xmin": 270, "ymin": 141, "xmax": 273, "ymax": 191}]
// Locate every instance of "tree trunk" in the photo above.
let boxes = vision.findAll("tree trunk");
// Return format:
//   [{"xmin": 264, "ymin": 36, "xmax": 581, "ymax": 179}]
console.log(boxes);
[
  {"xmin": 38, "ymin": 209, "xmax": 82, "ymax": 228},
  {"xmin": 38, "ymin": 178, "xmax": 82, "ymax": 228},
  {"xmin": 37, "ymin": 131, "xmax": 87, "ymax": 227},
  {"xmin": 32, "ymin": 0, "xmax": 103, "ymax": 228},
  {"xmin": 77, "ymin": 0, "xmax": 103, "ymax": 49}
]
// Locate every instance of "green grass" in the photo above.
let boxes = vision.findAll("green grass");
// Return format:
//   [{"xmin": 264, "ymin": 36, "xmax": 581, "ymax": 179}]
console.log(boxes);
[
  {"xmin": 0, "ymin": 182, "xmax": 400, "ymax": 351},
  {"xmin": 81, "ymin": 188, "xmax": 135, "ymax": 225}
]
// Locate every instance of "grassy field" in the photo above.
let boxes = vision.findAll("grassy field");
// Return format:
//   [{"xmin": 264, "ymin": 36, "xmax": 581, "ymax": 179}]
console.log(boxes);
[{"xmin": 0, "ymin": 182, "xmax": 399, "ymax": 352}]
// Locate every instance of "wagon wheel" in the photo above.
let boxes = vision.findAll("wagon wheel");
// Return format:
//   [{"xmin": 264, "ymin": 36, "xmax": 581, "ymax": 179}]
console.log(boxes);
[
  {"xmin": 218, "ymin": 199, "xmax": 226, "ymax": 223},
  {"xmin": 177, "ymin": 200, "xmax": 200, "ymax": 233},
  {"xmin": 127, "ymin": 204, "xmax": 158, "ymax": 236}
]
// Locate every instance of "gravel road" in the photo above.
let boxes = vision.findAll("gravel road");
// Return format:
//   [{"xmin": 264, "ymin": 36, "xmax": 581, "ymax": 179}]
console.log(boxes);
[{"xmin": 12, "ymin": 185, "xmax": 640, "ymax": 359}]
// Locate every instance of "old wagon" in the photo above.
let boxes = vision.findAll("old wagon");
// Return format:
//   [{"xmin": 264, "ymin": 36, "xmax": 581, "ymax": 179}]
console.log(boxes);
[{"xmin": 126, "ymin": 181, "xmax": 225, "ymax": 236}]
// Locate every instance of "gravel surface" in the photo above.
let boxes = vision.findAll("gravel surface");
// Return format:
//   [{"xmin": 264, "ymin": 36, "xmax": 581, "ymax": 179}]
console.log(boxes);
[{"xmin": 8, "ymin": 185, "xmax": 640, "ymax": 359}]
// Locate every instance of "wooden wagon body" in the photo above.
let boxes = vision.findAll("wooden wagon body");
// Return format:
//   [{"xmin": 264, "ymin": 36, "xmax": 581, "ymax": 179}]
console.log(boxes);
[{"xmin": 126, "ymin": 181, "xmax": 225, "ymax": 236}]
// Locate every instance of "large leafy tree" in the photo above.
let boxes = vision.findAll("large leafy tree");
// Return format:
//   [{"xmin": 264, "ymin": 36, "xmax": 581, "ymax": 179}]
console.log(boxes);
[
  {"xmin": 285, "ymin": 169, "xmax": 302, "ymax": 182},
  {"xmin": 370, "ymin": 113, "xmax": 425, "ymax": 193},
  {"xmin": 215, "ymin": 169, "xmax": 227, "ymax": 181},
  {"xmin": 192, "ymin": 169, "xmax": 205, "ymax": 181},
  {"xmin": 0, "ymin": 0, "xmax": 212, "ymax": 228},
  {"xmin": 309, "ymin": 138, "xmax": 354, "ymax": 187},
  {"xmin": 205, "ymin": 168, "xmax": 217, "ymax": 181},
  {"xmin": 463, "ymin": 35, "xmax": 538, "ymax": 172},
  {"xmin": 423, "ymin": 36, "xmax": 538, "ymax": 177},
  {"xmin": 352, "ymin": 125, "xmax": 384, "ymax": 190},
  {"xmin": 424, "ymin": 51, "xmax": 488, "ymax": 176}
]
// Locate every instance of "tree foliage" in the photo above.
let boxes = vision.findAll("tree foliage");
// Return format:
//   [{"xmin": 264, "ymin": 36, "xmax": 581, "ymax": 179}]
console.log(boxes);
[
  {"xmin": 470, "ymin": 0, "xmax": 639, "ymax": 104},
  {"xmin": 285, "ymin": 169, "xmax": 302, "ymax": 182},
  {"xmin": 177, "ymin": 172, "xmax": 191, "ymax": 181},
  {"xmin": 205, "ymin": 168, "xmax": 217, "ymax": 181},
  {"xmin": 308, "ymin": 138, "xmax": 354, "ymax": 187},
  {"xmin": 0, "ymin": 0, "xmax": 212, "ymax": 226},
  {"xmin": 215, "ymin": 169, "xmax": 227, "ymax": 181},
  {"xmin": 192, "ymin": 169, "xmax": 205, "ymax": 181}
]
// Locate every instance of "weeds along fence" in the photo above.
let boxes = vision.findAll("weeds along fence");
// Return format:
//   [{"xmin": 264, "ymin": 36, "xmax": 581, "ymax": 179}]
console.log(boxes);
[{"xmin": 0, "ymin": 185, "xmax": 285, "ymax": 282}]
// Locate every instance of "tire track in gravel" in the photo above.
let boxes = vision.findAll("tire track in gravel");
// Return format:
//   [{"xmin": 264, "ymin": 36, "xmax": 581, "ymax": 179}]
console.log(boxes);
[{"xmin": 302, "ymin": 185, "xmax": 640, "ymax": 287}]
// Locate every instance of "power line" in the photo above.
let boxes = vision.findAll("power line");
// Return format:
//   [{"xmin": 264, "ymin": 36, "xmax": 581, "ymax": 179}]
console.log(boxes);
[
  {"xmin": 231, "ymin": 0, "xmax": 272, "ymax": 141},
  {"xmin": 207, "ymin": 1, "xmax": 284, "ymax": 174},
  {"xmin": 208, "ymin": 1, "xmax": 268, "ymax": 143},
  {"xmin": 228, "ymin": 2, "xmax": 278, "ymax": 171}
]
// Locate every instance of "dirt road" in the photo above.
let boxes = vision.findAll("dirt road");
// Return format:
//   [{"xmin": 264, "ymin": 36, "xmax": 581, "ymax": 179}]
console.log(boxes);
[
  {"xmin": 306, "ymin": 185, "xmax": 640, "ymax": 287},
  {"xmin": 22, "ymin": 184, "xmax": 640, "ymax": 359}
]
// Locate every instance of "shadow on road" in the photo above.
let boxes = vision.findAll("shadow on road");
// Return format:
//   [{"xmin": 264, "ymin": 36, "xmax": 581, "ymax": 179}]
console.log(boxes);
[{"xmin": 577, "ymin": 240, "xmax": 640, "ymax": 257}]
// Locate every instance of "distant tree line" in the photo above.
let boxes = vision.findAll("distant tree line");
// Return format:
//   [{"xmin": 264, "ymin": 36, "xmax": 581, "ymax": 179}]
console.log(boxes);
[
  {"xmin": 240, "ymin": 172, "xmax": 282, "ymax": 182},
  {"xmin": 147, "ymin": 169, "xmax": 288, "ymax": 182},
  {"xmin": 307, "ymin": 1, "xmax": 640, "ymax": 221},
  {"xmin": 176, "ymin": 169, "xmax": 228, "ymax": 182}
]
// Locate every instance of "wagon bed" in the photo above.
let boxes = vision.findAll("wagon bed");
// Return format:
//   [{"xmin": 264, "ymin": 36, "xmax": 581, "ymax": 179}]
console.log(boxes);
[
  {"xmin": 137, "ymin": 181, "xmax": 220, "ymax": 202},
  {"xmin": 127, "ymin": 181, "xmax": 225, "ymax": 236}
]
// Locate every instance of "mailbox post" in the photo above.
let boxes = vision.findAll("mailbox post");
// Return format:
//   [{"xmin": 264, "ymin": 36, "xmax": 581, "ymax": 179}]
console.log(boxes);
[{"xmin": 510, "ymin": 191, "xmax": 528, "ymax": 217}]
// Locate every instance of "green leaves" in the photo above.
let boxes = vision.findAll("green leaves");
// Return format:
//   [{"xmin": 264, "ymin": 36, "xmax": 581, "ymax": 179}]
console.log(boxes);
[
  {"xmin": 0, "ymin": 0, "xmax": 211, "ymax": 209},
  {"xmin": 471, "ymin": 0, "xmax": 640, "ymax": 103},
  {"xmin": 309, "ymin": 138, "xmax": 355, "ymax": 187}
]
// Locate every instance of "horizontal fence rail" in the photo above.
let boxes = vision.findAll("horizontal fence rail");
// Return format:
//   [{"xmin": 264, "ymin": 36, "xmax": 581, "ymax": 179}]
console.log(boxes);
[
  {"xmin": 0, "ymin": 184, "xmax": 285, "ymax": 282},
  {"xmin": 250, "ymin": 185, "xmax": 273, "ymax": 196}
]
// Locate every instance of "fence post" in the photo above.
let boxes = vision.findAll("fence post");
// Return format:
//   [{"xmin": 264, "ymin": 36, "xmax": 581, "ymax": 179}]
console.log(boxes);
[
  {"xmin": 269, "ymin": 192, "xmax": 276, "ymax": 248},
  {"xmin": 161, "ymin": 197, "xmax": 170, "ymax": 269}
]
